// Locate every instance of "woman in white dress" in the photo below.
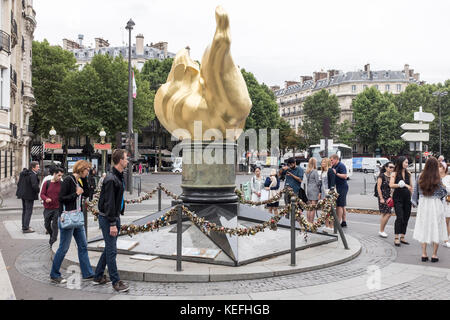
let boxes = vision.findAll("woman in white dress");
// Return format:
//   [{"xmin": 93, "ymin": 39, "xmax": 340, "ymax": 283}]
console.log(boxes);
[
  {"xmin": 250, "ymin": 167, "xmax": 265, "ymax": 203},
  {"xmin": 412, "ymin": 157, "xmax": 448, "ymax": 262},
  {"xmin": 439, "ymin": 162, "xmax": 450, "ymax": 248}
]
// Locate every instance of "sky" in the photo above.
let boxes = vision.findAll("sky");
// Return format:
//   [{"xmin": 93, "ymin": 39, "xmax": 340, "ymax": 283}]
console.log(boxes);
[{"xmin": 33, "ymin": 0, "xmax": 450, "ymax": 87}]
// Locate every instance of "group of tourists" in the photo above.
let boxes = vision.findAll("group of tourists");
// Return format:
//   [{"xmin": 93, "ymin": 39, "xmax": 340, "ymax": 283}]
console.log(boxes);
[
  {"xmin": 249, "ymin": 154, "xmax": 349, "ymax": 232},
  {"xmin": 16, "ymin": 150, "xmax": 131, "ymax": 292},
  {"xmin": 376, "ymin": 155, "xmax": 449, "ymax": 262}
]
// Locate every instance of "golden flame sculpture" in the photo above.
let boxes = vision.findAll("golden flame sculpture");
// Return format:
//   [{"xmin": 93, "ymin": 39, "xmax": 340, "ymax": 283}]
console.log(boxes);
[{"xmin": 154, "ymin": 6, "xmax": 252, "ymax": 141}]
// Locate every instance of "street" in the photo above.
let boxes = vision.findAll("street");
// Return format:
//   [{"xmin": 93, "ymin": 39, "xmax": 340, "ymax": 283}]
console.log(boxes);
[{"xmin": 1, "ymin": 172, "xmax": 449, "ymax": 300}]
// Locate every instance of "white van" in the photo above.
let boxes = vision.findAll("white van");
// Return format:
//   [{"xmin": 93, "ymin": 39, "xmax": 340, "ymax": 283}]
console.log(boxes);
[{"xmin": 362, "ymin": 157, "xmax": 389, "ymax": 173}]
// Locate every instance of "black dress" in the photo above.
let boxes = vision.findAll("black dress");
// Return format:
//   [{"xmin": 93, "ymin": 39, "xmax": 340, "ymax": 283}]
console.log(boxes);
[
  {"xmin": 377, "ymin": 174, "xmax": 392, "ymax": 214},
  {"xmin": 393, "ymin": 170, "xmax": 412, "ymax": 235}
]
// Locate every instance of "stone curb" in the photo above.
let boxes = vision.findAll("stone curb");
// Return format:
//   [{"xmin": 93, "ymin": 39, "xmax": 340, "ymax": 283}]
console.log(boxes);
[{"xmin": 55, "ymin": 235, "xmax": 362, "ymax": 283}]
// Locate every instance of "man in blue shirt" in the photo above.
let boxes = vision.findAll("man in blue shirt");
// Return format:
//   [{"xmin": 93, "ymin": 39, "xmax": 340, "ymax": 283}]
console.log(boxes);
[
  {"xmin": 282, "ymin": 157, "xmax": 304, "ymax": 205},
  {"xmin": 331, "ymin": 154, "xmax": 349, "ymax": 227}
]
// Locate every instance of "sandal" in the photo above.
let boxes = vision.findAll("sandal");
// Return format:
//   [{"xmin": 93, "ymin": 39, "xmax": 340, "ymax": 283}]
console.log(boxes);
[
  {"xmin": 400, "ymin": 237, "xmax": 410, "ymax": 245},
  {"xmin": 394, "ymin": 238, "xmax": 400, "ymax": 247}
]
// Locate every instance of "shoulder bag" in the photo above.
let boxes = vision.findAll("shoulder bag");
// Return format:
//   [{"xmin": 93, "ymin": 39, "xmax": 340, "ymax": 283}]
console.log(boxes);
[{"xmin": 60, "ymin": 177, "xmax": 85, "ymax": 230}]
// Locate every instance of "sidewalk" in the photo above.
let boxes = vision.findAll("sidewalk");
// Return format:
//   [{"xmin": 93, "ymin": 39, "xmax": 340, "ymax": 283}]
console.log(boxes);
[{"xmin": 0, "ymin": 250, "xmax": 15, "ymax": 300}]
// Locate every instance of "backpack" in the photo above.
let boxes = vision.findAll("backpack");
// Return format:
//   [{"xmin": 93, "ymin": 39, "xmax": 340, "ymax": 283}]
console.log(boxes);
[{"xmin": 374, "ymin": 175, "xmax": 383, "ymax": 198}]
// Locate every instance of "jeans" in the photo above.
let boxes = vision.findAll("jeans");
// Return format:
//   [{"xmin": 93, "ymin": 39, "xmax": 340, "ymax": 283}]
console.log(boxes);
[
  {"xmin": 22, "ymin": 199, "xmax": 34, "ymax": 230},
  {"xmin": 50, "ymin": 221, "xmax": 94, "ymax": 279},
  {"xmin": 43, "ymin": 209, "xmax": 59, "ymax": 244},
  {"xmin": 94, "ymin": 215, "xmax": 121, "ymax": 285}
]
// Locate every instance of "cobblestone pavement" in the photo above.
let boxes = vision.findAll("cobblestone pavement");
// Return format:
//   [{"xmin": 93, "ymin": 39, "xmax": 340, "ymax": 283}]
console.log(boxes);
[
  {"xmin": 344, "ymin": 275, "xmax": 450, "ymax": 300},
  {"xmin": 15, "ymin": 232, "xmax": 396, "ymax": 297}
]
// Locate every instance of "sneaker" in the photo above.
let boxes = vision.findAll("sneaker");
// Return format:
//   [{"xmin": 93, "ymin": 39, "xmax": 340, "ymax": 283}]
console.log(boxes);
[
  {"xmin": 113, "ymin": 280, "xmax": 129, "ymax": 293},
  {"xmin": 443, "ymin": 242, "xmax": 450, "ymax": 248},
  {"xmin": 22, "ymin": 228, "xmax": 35, "ymax": 234},
  {"xmin": 51, "ymin": 277, "xmax": 67, "ymax": 284},
  {"xmin": 378, "ymin": 231, "xmax": 388, "ymax": 238},
  {"xmin": 93, "ymin": 275, "xmax": 111, "ymax": 285},
  {"xmin": 341, "ymin": 221, "xmax": 347, "ymax": 228},
  {"xmin": 83, "ymin": 276, "xmax": 95, "ymax": 281}
]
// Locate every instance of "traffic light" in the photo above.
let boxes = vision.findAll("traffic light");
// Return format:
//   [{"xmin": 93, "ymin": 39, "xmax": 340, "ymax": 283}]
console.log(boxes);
[{"xmin": 115, "ymin": 132, "xmax": 128, "ymax": 149}]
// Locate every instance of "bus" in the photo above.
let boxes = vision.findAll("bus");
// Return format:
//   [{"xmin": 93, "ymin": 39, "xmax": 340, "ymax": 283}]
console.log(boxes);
[{"xmin": 307, "ymin": 143, "xmax": 353, "ymax": 178}]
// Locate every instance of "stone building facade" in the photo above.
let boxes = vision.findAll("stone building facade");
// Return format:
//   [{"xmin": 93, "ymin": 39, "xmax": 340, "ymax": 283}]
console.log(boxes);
[
  {"xmin": 274, "ymin": 64, "xmax": 421, "ymax": 155},
  {"xmin": 63, "ymin": 34, "xmax": 175, "ymax": 71},
  {"xmin": 0, "ymin": 0, "xmax": 36, "ymax": 192}
]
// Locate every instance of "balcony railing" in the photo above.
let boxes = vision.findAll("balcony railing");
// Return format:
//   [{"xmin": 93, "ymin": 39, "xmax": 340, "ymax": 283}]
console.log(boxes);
[{"xmin": 0, "ymin": 30, "xmax": 11, "ymax": 54}]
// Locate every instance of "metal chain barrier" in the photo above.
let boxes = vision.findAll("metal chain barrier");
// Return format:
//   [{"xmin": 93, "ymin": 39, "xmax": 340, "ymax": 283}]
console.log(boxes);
[{"xmin": 86, "ymin": 183, "xmax": 339, "ymax": 238}]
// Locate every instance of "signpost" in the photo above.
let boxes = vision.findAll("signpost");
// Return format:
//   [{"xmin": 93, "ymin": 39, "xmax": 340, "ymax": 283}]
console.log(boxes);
[{"xmin": 401, "ymin": 107, "xmax": 434, "ymax": 179}]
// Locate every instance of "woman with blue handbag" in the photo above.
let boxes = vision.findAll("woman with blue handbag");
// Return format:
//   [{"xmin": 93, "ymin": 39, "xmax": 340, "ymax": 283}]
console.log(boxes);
[{"xmin": 50, "ymin": 160, "xmax": 95, "ymax": 284}]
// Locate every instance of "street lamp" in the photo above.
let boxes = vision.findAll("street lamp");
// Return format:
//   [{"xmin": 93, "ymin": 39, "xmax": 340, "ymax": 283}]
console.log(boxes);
[
  {"xmin": 432, "ymin": 90, "xmax": 448, "ymax": 155},
  {"xmin": 49, "ymin": 126, "xmax": 56, "ymax": 165},
  {"xmin": 126, "ymin": 18, "xmax": 135, "ymax": 194},
  {"xmin": 99, "ymin": 128, "xmax": 107, "ymax": 175}
]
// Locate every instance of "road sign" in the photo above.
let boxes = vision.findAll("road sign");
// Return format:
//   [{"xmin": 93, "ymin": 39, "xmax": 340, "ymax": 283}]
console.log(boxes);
[
  {"xmin": 44, "ymin": 143, "xmax": 62, "ymax": 150},
  {"xmin": 94, "ymin": 143, "xmax": 112, "ymax": 150},
  {"xmin": 401, "ymin": 132, "xmax": 429, "ymax": 142},
  {"xmin": 401, "ymin": 123, "xmax": 430, "ymax": 131},
  {"xmin": 414, "ymin": 111, "xmax": 435, "ymax": 122}
]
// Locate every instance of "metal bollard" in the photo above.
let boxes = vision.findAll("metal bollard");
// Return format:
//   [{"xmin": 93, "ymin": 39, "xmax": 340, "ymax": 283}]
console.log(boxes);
[
  {"xmin": 138, "ymin": 177, "xmax": 141, "ymax": 197},
  {"xmin": 158, "ymin": 183, "xmax": 162, "ymax": 212},
  {"xmin": 83, "ymin": 199, "xmax": 88, "ymax": 240},
  {"xmin": 175, "ymin": 200, "xmax": 183, "ymax": 272},
  {"xmin": 360, "ymin": 177, "xmax": 367, "ymax": 195},
  {"xmin": 331, "ymin": 206, "xmax": 349, "ymax": 250},
  {"xmin": 290, "ymin": 196, "xmax": 297, "ymax": 266}
]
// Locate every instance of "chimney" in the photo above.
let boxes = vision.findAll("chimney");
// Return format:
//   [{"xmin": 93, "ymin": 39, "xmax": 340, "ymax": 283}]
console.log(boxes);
[
  {"xmin": 404, "ymin": 64, "xmax": 410, "ymax": 79},
  {"xmin": 285, "ymin": 81, "xmax": 300, "ymax": 88},
  {"xmin": 313, "ymin": 71, "xmax": 327, "ymax": 82},
  {"xmin": 300, "ymin": 75, "xmax": 313, "ymax": 84},
  {"xmin": 364, "ymin": 63, "xmax": 370, "ymax": 73},
  {"xmin": 136, "ymin": 34, "xmax": 144, "ymax": 56},
  {"xmin": 327, "ymin": 69, "xmax": 339, "ymax": 79}
]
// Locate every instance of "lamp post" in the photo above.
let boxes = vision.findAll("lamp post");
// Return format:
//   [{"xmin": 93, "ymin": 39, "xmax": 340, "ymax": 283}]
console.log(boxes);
[
  {"xmin": 126, "ymin": 18, "xmax": 135, "ymax": 194},
  {"xmin": 99, "ymin": 128, "xmax": 107, "ymax": 175},
  {"xmin": 49, "ymin": 126, "xmax": 56, "ymax": 165},
  {"xmin": 432, "ymin": 90, "xmax": 448, "ymax": 155}
]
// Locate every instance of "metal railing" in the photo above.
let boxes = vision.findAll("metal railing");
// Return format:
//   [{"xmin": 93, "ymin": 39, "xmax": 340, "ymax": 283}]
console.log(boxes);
[{"xmin": 0, "ymin": 30, "xmax": 11, "ymax": 54}]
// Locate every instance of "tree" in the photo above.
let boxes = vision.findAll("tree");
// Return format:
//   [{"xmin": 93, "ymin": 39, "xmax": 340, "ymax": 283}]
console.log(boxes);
[
  {"xmin": 31, "ymin": 40, "xmax": 77, "ymax": 139},
  {"xmin": 376, "ymin": 103, "xmax": 405, "ymax": 155},
  {"xmin": 241, "ymin": 69, "xmax": 280, "ymax": 132},
  {"xmin": 335, "ymin": 120, "xmax": 355, "ymax": 146},
  {"xmin": 352, "ymin": 87, "xmax": 392, "ymax": 153},
  {"xmin": 301, "ymin": 89, "xmax": 340, "ymax": 146}
]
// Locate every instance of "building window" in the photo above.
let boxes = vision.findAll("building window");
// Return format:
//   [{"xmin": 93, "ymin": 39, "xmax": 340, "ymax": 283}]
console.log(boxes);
[
  {"xmin": 385, "ymin": 84, "xmax": 390, "ymax": 92},
  {"xmin": 353, "ymin": 144, "xmax": 357, "ymax": 153},
  {"xmin": 363, "ymin": 145, "xmax": 368, "ymax": 154},
  {"xmin": 397, "ymin": 84, "xmax": 402, "ymax": 92},
  {"xmin": 374, "ymin": 85, "xmax": 379, "ymax": 90},
  {"xmin": 4, "ymin": 150, "xmax": 7, "ymax": 178},
  {"xmin": 363, "ymin": 85, "xmax": 368, "ymax": 90},
  {"xmin": 10, "ymin": 150, "xmax": 12, "ymax": 177},
  {"xmin": 0, "ymin": 69, "xmax": 4, "ymax": 109},
  {"xmin": 352, "ymin": 85, "xmax": 356, "ymax": 93}
]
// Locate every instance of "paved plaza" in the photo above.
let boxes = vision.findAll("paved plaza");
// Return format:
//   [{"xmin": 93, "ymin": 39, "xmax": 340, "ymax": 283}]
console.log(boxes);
[{"xmin": 0, "ymin": 173, "xmax": 449, "ymax": 300}]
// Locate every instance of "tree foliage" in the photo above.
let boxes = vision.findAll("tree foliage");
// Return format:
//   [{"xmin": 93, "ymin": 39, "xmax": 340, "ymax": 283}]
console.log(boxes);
[{"xmin": 301, "ymin": 89, "xmax": 341, "ymax": 146}]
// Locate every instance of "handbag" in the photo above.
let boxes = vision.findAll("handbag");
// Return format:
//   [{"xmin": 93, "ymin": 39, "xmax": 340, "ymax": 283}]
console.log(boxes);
[
  {"xmin": 60, "ymin": 177, "xmax": 85, "ymax": 230},
  {"xmin": 386, "ymin": 197, "xmax": 394, "ymax": 208}
]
